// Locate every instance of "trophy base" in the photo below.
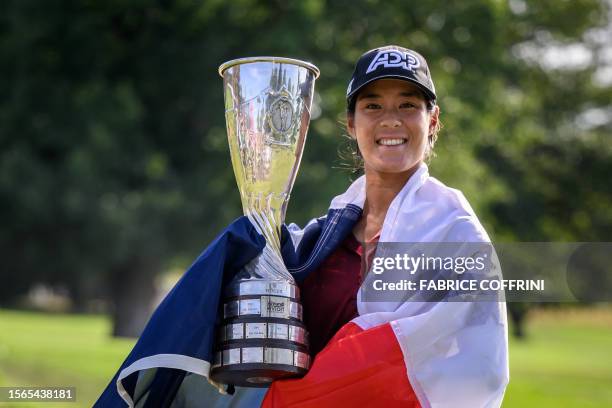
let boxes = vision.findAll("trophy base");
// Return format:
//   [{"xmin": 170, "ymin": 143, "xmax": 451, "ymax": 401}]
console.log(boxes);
[
  {"xmin": 215, "ymin": 278, "xmax": 311, "ymax": 387},
  {"xmin": 210, "ymin": 340, "xmax": 310, "ymax": 387},
  {"xmin": 210, "ymin": 363, "xmax": 307, "ymax": 388}
]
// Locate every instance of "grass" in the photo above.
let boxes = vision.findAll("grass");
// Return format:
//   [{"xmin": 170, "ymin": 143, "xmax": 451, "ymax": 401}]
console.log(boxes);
[
  {"xmin": 0, "ymin": 307, "xmax": 611, "ymax": 407},
  {"xmin": 0, "ymin": 310, "xmax": 133, "ymax": 408},
  {"xmin": 503, "ymin": 307, "xmax": 612, "ymax": 407}
]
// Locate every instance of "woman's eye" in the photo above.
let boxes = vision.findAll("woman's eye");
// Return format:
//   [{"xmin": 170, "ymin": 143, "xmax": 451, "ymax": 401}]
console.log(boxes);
[
  {"xmin": 365, "ymin": 103, "xmax": 381, "ymax": 109},
  {"xmin": 400, "ymin": 102, "xmax": 416, "ymax": 109}
]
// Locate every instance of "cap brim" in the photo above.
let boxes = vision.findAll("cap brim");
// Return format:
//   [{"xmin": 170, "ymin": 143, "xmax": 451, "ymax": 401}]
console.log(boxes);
[{"xmin": 347, "ymin": 74, "xmax": 436, "ymax": 104}]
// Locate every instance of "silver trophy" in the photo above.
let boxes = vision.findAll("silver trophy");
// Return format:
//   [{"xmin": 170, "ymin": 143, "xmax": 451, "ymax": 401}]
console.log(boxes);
[{"xmin": 211, "ymin": 57, "xmax": 320, "ymax": 387}]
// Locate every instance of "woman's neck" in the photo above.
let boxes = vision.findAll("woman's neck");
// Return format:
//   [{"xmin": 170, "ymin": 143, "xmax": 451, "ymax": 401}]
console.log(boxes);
[
  {"xmin": 363, "ymin": 163, "xmax": 420, "ymax": 217},
  {"xmin": 353, "ymin": 162, "xmax": 421, "ymax": 241}
]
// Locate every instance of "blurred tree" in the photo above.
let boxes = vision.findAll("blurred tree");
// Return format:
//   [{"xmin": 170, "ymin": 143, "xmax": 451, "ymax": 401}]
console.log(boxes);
[
  {"xmin": 0, "ymin": 0, "xmax": 610, "ymax": 337},
  {"xmin": 471, "ymin": 0, "xmax": 612, "ymax": 336}
]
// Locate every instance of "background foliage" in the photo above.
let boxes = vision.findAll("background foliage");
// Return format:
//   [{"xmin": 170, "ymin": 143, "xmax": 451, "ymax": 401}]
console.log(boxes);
[{"xmin": 1, "ymin": 0, "xmax": 611, "ymax": 338}]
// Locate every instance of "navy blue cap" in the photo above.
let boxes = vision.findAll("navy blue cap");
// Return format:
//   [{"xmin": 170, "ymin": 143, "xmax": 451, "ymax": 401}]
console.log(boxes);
[{"xmin": 347, "ymin": 45, "xmax": 436, "ymax": 108}]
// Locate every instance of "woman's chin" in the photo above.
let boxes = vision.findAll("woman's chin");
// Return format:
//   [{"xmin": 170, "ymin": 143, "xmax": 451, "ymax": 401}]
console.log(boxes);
[{"xmin": 366, "ymin": 161, "xmax": 420, "ymax": 176}]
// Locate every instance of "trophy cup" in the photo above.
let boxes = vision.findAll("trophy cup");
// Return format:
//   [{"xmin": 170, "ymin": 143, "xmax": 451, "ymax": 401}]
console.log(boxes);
[{"xmin": 210, "ymin": 57, "xmax": 320, "ymax": 387}]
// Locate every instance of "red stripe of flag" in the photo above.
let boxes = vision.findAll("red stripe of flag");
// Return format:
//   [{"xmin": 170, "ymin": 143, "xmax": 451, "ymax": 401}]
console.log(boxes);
[{"xmin": 262, "ymin": 322, "xmax": 421, "ymax": 407}]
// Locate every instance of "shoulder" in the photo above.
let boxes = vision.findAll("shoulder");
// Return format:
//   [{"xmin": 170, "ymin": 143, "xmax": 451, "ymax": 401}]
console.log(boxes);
[
  {"xmin": 418, "ymin": 176, "xmax": 477, "ymax": 217},
  {"xmin": 418, "ymin": 176, "xmax": 491, "ymax": 242}
]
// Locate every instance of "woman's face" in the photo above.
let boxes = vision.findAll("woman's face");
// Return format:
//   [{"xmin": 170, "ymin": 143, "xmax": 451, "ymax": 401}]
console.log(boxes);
[{"xmin": 347, "ymin": 79, "xmax": 439, "ymax": 177}]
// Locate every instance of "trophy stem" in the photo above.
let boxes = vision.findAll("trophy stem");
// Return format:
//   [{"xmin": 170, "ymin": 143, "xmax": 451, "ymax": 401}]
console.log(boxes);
[
  {"xmin": 247, "ymin": 210, "xmax": 282, "ymax": 256},
  {"xmin": 239, "ymin": 242, "xmax": 292, "ymax": 282}
]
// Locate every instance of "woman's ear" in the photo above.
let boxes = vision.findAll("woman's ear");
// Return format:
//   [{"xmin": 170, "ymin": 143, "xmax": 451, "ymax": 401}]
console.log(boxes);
[
  {"xmin": 347, "ymin": 113, "xmax": 356, "ymax": 139},
  {"xmin": 429, "ymin": 105, "xmax": 440, "ymax": 135}
]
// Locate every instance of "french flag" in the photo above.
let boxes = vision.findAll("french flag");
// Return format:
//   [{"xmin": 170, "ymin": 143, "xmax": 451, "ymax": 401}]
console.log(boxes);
[{"xmin": 96, "ymin": 163, "xmax": 509, "ymax": 407}]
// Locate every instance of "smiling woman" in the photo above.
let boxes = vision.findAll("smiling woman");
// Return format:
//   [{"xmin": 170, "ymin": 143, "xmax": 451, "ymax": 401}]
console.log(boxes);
[
  {"xmin": 348, "ymin": 76, "xmax": 441, "ymax": 243},
  {"xmin": 261, "ymin": 45, "xmax": 509, "ymax": 408},
  {"xmin": 342, "ymin": 46, "xmax": 441, "ymax": 244}
]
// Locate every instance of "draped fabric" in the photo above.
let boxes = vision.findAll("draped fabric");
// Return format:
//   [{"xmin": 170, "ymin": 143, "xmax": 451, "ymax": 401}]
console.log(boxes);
[
  {"xmin": 263, "ymin": 162, "xmax": 509, "ymax": 407},
  {"xmin": 96, "ymin": 162, "xmax": 508, "ymax": 408}
]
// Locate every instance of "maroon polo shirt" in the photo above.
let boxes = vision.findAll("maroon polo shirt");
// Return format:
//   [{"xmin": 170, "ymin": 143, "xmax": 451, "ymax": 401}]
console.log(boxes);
[{"xmin": 299, "ymin": 232, "xmax": 379, "ymax": 357}]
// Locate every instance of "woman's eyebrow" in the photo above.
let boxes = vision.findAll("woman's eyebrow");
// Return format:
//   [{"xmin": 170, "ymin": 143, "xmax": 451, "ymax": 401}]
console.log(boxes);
[
  {"xmin": 399, "ymin": 91, "xmax": 421, "ymax": 98},
  {"xmin": 359, "ymin": 91, "xmax": 422, "ymax": 100},
  {"xmin": 359, "ymin": 93, "xmax": 381, "ymax": 100}
]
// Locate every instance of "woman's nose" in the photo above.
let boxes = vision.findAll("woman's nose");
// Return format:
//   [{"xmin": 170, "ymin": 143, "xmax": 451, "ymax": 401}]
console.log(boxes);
[{"xmin": 380, "ymin": 110, "xmax": 401, "ymax": 128}]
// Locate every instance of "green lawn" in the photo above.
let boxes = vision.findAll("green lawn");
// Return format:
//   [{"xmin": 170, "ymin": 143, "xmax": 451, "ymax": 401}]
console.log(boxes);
[
  {"xmin": 503, "ymin": 308, "xmax": 612, "ymax": 407},
  {"xmin": 0, "ymin": 307, "xmax": 611, "ymax": 407},
  {"xmin": 0, "ymin": 310, "xmax": 133, "ymax": 408}
]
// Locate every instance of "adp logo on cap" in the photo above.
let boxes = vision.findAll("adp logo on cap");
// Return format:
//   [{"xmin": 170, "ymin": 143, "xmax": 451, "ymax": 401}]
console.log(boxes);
[
  {"xmin": 366, "ymin": 50, "xmax": 420, "ymax": 74},
  {"xmin": 346, "ymin": 45, "xmax": 437, "ymax": 105}
]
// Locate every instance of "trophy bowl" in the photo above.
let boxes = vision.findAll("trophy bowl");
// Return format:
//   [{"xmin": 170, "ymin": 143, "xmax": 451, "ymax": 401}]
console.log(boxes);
[{"xmin": 210, "ymin": 57, "xmax": 320, "ymax": 387}]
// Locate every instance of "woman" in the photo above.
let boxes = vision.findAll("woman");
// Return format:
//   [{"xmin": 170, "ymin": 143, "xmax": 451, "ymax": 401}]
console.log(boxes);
[
  {"xmin": 292, "ymin": 45, "xmax": 442, "ymax": 360},
  {"xmin": 97, "ymin": 46, "xmax": 508, "ymax": 408},
  {"xmin": 262, "ymin": 45, "xmax": 509, "ymax": 407}
]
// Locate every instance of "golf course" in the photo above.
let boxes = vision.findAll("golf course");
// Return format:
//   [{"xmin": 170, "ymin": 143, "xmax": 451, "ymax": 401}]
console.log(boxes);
[{"xmin": 1, "ymin": 307, "xmax": 611, "ymax": 407}]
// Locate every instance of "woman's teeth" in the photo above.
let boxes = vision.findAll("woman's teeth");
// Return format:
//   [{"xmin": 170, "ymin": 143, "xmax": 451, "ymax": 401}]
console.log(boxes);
[{"xmin": 377, "ymin": 138, "xmax": 406, "ymax": 146}]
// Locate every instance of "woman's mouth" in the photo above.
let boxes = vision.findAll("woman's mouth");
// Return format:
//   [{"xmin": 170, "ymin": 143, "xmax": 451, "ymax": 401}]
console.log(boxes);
[{"xmin": 376, "ymin": 138, "xmax": 407, "ymax": 146}]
